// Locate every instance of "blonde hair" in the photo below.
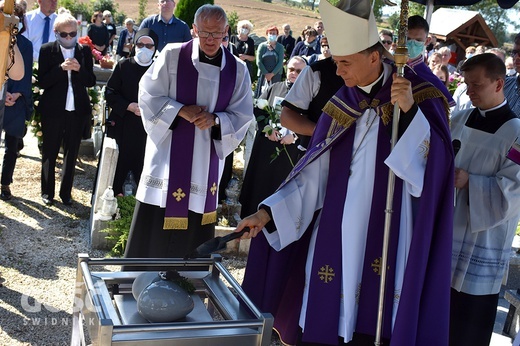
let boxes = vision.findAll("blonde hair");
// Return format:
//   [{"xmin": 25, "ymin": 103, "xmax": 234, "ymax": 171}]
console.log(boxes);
[{"xmin": 237, "ymin": 19, "xmax": 253, "ymax": 33}]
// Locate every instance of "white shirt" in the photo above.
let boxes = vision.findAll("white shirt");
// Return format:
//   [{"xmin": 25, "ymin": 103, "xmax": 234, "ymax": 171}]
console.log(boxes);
[
  {"xmin": 60, "ymin": 45, "xmax": 75, "ymax": 111},
  {"xmin": 23, "ymin": 9, "xmax": 57, "ymax": 62}
]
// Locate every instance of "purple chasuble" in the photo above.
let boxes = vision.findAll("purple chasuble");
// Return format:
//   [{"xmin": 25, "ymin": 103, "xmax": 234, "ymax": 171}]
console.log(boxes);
[
  {"xmin": 163, "ymin": 40, "xmax": 236, "ymax": 230},
  {"xmin": 251, "ymin": 63, "xmax": 453, "ymax": 346}
]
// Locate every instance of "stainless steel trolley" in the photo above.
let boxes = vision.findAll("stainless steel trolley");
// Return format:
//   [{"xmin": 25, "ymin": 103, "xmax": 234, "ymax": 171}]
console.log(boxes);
[{"xmin": 71, "ymin": 254, "xmax": 273, "ymax": 345}]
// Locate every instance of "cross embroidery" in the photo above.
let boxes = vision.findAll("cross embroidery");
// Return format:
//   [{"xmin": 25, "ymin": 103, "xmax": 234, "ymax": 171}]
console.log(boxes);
[
  {"xmin": 371, "ymin": 257, "xmax": 389, "ymax": 275},
  {"xmin": 210, "ymin": 182, "xmax": 217, "ymax": 196},
  {"xmin": 318, "ymin": 265, "xmax": 335, "ymax": 283},
  {"xmin": 172, "ymin": 188, "xmax": 186, "ymax": 202}
]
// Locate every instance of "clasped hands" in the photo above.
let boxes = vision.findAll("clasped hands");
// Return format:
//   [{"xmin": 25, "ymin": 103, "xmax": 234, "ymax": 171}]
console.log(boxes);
[
  {"xmin": 61, "ymin": 58, "xmax": 81, "ymax": 72},
  {"xmin": 4, "ymin": 92, "xmax": 20, "ymax": 107},
  {"xmin": 179, "ymin": 105, "xmax": 215, "ymax": 131}
]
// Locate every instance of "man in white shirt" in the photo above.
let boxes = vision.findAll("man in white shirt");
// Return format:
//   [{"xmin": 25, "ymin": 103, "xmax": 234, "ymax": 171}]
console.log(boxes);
[{"xmin": 23, "ymin": 0, "xmax": 57, "ymax": 61}]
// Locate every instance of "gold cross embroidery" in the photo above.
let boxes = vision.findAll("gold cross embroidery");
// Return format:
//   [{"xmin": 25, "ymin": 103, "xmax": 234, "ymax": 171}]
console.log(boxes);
[
  {"xmin": 318, "ymin": 265, "xmax": 335, "ymax": 283},
  {"xmin": 371, "ymin": 257, "xmax": 390, "ymax": 276},
  {"xmin": 210, "ymin": 182, "xmax": 217, "ymax": 196},
  {"xmin": 372, "ymin": 257, "xmax": 382, "ymax": 275},
  {"xmin": 172, "ymin": 188, "xmax": 186, "ymax": 202}
]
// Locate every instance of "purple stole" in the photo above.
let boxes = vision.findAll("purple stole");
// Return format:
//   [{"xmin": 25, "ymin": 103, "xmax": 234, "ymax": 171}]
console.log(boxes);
[
  {"xmin": 163, "ymin": 40, "xmax": 236, "ymax": 230},
  {"xmin": 295, "ymin": 78, "xmax": 402, "ymax": 344}
]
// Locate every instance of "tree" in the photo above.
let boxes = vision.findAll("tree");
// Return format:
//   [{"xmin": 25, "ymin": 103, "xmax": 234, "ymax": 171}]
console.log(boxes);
[
  {"xmin": 138, "ymin": 0, "xmax": 148, "ymax": 24},
  {"xmin": 58, "ymin": 0, "xmax": 90, "ymax": 22},
  {"xmin": 459, "ymin": 0, "xmax": 520, "ymax": 46},
  {"xmin": 175, "ymin": 0, "xmax": 214, "ymax": 28},
  {"xmin": 227, "ymin": 11, "xmax": 239, "ymax": 35}
]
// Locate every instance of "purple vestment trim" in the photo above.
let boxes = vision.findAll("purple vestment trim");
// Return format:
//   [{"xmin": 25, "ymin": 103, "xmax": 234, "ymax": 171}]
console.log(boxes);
[
  {"xmin": 164, "ymin": 40, "xmax": 236, "ymax": 229},
  {"xmin": 244, "ymin": 62, "xmax": 453, "ymax": 346}
]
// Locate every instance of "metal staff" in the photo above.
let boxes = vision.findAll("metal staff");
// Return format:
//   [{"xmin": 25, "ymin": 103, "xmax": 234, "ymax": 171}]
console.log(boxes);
[
  {"xmin": 0, "ymin": 0, "xmax": 19, "ymax": 89},
  {"xmin": 374, "ymin": 0, "xmax": 409, "ymax": 344}
]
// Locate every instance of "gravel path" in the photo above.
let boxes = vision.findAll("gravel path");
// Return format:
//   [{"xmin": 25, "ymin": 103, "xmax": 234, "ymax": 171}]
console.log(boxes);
[{"xmin": 0, "ymin": 132, "xmax": 269, "ymax": 345}]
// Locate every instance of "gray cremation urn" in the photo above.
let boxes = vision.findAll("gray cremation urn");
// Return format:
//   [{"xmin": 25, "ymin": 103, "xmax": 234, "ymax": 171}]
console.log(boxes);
[
  {"xmin": 132, "ymin": 272, "xmax": 161, "ymax": 301},
  {"xmin": 137, "ymin": 277, "xmax": 195, "ymax": 322}
]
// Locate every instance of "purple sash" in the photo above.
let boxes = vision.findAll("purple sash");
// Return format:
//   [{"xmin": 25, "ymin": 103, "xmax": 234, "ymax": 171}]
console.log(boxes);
[
  {"xmin": 301, "ymin": 76, "xmax": 403, "ymax": 343},
  {"xmin": 163, "ymin": 40, "xmax": 236, "ymax": 230}
]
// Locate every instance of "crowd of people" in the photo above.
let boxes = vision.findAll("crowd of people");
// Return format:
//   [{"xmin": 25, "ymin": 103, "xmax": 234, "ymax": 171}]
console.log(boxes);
[{"xmin": 1, "ymin": 0, "xmax": 520, "ymax": 345}]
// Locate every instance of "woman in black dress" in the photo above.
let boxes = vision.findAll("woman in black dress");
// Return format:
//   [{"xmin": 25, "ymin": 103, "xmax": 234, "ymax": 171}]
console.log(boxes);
[
  {"xmin": 105, "ymin": 28, "xmax": 159, "ymax": 196},
  {"xmin": 230, "ymin": 19, "xmax": 255, "ymax": 80},
  {"xmin": 87, "ymin": 11, "xmax": 109, "ymax": 57}
]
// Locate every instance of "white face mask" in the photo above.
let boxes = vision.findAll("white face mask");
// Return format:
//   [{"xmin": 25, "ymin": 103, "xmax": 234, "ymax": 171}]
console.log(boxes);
[
  {"xmin": 240, "ymin": 28, "xmax": 249, "ymax": 35},
  {"xmin": 135, "ymin": 47, "xmax": 154, "ymax": 65},
  {"xmin": 507, "ymin": 68, "xmax": 517, "ymax": 76}
]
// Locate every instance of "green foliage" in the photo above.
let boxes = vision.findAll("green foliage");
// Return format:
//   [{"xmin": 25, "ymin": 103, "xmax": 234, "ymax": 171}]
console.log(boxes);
[
  {"xmin": 459, "ymin": 0, "xmax": 520, "ymax": 46},
  {"xmin": 58, "ymin": 0, "xmax": 91, "ymax": 21},
  {"xmin": 138, "ymin": 0, "xmax": 148, "ymax": 24},
  {"xmin": 175, "ymin": 0, "xmax": 214, "ymax": 28},
  {"xmin": 90, "ymin": 0, "xmax": 119, "ymax": 14},
  {"xmin": 227, "ymin": 11, "xmax": 239, "ymax": 35},
  {"xmin": 101, "ymin": 195, "xmax": 136, "ymax": 257}
]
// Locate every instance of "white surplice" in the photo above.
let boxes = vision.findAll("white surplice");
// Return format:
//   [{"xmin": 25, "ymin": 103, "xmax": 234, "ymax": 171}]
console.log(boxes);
[
  {"xmin": 262, "ymin": 64, "xmax": 431, "ymax": 343},
  {"xmin": 137, "ymin": 38, "xmax": 254, "ymax": 211}
]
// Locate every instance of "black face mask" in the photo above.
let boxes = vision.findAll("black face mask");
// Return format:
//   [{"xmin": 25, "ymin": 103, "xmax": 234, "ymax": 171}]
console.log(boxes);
[{"xmin": 426, "ymin": 43, "xmax": 434, "ymax": 52}]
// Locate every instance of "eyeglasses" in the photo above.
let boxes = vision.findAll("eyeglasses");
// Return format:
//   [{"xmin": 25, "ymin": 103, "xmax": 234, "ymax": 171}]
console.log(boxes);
[
  {"xmin": 136, "ymin": 42, "xmax": 155, "ymax": 49},
  {"xmin": 512, "ymin": 50, "xmax": 520, "ymax": 57},
  {"xmin": 381, "ymin": 40, "xmax": 392, "ymax": 45},
  {"xmin": 222, "ymin": 36, "xmax": 229, "ymax": 42},
  {"xmin": 321, "ymin": 45, "xmax": 329, "ymax": 48},
  {"xmin": 287, "ymin": 67, "xmax": 302, "ymax": 73},
  {"xmin": 198, "ymin": 31, "xmax": 225, "ymax": 39},
  {"xmin": 58, "ymin": 31, "xmax": 77, "ymax": 38}
]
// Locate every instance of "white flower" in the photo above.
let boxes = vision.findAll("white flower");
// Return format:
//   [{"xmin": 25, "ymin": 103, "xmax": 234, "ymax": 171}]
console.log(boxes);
[
  {"xmin": 32, "ymin": 76, "xmax": 36, "ymax": 84},
  {"xmin": 33, "ymin": 86, "xmax": 39, "ymax": 93},
  {"xmin": 256, "ymin": 98, "xmax": 269, "ymax": 110},
  {"xmin": 39, "ymin": 89, "xmax": 44, "ymax": 95},
  {"xmin": 92, "ymin": 110, "xmax": 97, "ymax": 116},
  {"xmin": 34, "ymin": 100, "xmax": 39, "ymax": 106},
  {"xmin": 36, "ymin": 131, "xmax": 43, "ymax": 137},
  {"xmin": 31, "ymin": 120, "xmax": 37, "ymax": 126}
]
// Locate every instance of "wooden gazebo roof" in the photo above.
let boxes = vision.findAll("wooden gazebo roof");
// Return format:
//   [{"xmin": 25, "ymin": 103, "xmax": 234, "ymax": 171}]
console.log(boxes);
[{"xmin": 429, "ymin": 8, "xmax": 498, "ymax": 51}]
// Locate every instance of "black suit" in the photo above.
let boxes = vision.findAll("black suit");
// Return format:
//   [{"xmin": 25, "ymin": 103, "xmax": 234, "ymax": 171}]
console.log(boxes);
[{"xmin": 38, "ymin": 41, "xmax": 96, "ymax": 202}]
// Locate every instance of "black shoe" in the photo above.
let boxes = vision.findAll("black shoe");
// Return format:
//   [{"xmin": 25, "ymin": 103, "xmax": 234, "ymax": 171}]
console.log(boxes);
[
  {"xmin": 61, "ymin": 198, "xmax": 73, "ymax": 206},
  {"xmin": 42, "ymin": 196, "xmax": 54, "ymax": 206},
  {"xmin": 0, "ymin": 185, "xmax": 12, "ymax": 201}
]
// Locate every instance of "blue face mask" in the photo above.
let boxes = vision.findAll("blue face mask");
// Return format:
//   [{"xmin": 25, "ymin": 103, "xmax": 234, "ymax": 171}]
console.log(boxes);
[
  {"xmin": 268, "ymin": 34, "xmax": 277, "ymax": 42},
  {"xmin": 407, "ymin": 39, "xmax": 425, "ymax": 59}
]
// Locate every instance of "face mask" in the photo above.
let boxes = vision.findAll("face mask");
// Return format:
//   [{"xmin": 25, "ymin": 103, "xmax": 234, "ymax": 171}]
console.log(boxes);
[
  {"xmin": 268, "ymin": 34, "xmax": 277, "ymax": 42},
  {"xmin": 17, "ymin": 22, "xmax": 23, "ymax": 32},
  {"xmin": 465, "ymin": 53, "xmax": 473, "ymax": 59},
  {"xmin": 56, "ymin": 34, "xmax": 77, "ymax": 49},
  {"xmin": 240, "ymin": 28, "xmax": 249, "ymax": 35},
  {"xmin": 407, "ymin": 39, "xmax": 425, "ymax": 59},
  {"xmin": 507, "ymin": 68, "xmax": 517, "ymax": 76},
  {"xmin": 135, "ymin": 47, "xmax": 154, "ymax": 65}
]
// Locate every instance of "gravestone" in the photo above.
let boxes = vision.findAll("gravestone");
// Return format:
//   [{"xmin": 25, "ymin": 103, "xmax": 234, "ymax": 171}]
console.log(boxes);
[{"xmin": 90, "ymin": 137, "xmax": 119, "ymax": 249}]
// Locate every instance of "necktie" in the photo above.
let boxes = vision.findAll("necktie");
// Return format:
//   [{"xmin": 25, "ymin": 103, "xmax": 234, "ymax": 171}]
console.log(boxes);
[{"xmin": 42, "ymin": 16, "xmax": 50, "ymax": 44}]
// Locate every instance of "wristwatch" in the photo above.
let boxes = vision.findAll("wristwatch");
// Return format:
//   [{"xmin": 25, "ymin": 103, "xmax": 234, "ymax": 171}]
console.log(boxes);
[{"xmin": 213, "ymin": 114, "xmax": 220, "ymax": 126}]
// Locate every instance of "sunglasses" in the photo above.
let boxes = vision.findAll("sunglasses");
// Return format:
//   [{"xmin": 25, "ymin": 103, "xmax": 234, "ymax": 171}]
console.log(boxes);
[
  {"xmin": 136, "ymin": 42, "xmax": 155, "ymax": 49},
  {"xmin": 58, "ymin": 31, "xmax": 77, "ymax": 38},
  {"xmin": 512, "ymin": 50, "xmax": 520, "ymax": 57},
  {"xmin": 321, "ymin": 45, "xmax": 329, "ymax": 48},
  {"xmin": 288, "ymin": 67, "xmax": 302, "ymax": 73},
  {"xmin": 381, "ymin": 40, "xmax": 392, "ymax": 45}
]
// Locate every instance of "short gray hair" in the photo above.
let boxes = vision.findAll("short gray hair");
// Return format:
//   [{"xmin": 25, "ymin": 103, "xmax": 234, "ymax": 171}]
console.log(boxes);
[
  {"xmin": 53, "ymin": 13, "xmax": 77, "ymax": 31},
  {"xmin": 194, "ymin": 5, "xmax": 227, "ymax": 27}
]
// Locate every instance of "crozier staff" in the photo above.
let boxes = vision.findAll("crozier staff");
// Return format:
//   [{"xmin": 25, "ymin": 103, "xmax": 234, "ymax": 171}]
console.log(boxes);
[{"xmin": 236, "ymin": 0, "xmax": 454, "ymax": 344}]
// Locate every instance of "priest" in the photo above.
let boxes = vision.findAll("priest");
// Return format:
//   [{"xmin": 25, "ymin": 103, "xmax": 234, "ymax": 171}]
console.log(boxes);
[
  {"xmin": 124, "ymin": 5, "xmax": 253, "ymax": 262},
  {"xmin": 236, "ymin": 0, "xmax": 454, "ymax": 345}
]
